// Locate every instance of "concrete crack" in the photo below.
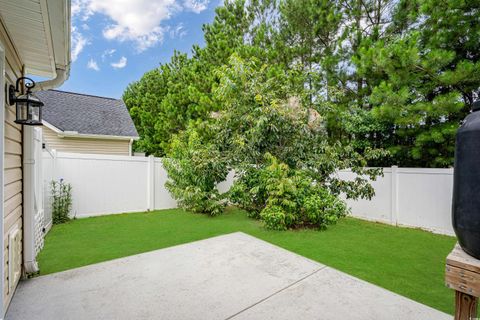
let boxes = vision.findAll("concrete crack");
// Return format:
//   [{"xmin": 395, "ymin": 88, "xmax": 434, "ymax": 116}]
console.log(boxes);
[{"xmin": 224, "ymin": 266, "xmax": 327, "ymax": 320}]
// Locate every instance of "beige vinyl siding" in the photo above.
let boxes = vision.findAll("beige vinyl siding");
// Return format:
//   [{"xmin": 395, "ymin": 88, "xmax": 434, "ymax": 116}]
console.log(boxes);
[
  {"xmin": 43, "ymin": 126, "xmax": 131, "ymax": 156},
  {"xmin": 1, "ymin": 21, "xmax": 23, "ymax": 310}
]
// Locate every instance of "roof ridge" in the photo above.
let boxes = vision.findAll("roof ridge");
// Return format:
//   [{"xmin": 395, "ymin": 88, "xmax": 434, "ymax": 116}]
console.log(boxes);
[{"xmin": 45, "ymin": 89, "xmax": 120, "ymax": 101}]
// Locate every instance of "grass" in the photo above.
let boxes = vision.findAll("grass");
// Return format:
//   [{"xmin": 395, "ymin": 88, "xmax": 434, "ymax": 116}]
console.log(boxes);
[{"xmin": 38, "ymin": 207, "xmax": 456, "ymax": 315}]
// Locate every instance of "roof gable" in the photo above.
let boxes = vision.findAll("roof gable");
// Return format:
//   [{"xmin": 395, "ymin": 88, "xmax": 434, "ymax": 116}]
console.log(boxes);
[{"xmin": 36, "ymin": 90, "xmax": 139, "ymax": 138}]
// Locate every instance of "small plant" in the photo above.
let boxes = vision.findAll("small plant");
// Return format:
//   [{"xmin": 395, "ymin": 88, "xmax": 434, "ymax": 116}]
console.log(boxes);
[{"xmin": 51, "ymin": 179, "xmax": 72, "ymax": 224}]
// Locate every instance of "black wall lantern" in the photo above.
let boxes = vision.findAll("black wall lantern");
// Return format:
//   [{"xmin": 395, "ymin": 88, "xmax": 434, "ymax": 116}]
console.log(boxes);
[{"xmin": 8, "ymin": 77, "xmax": 43, "ymax": 126}]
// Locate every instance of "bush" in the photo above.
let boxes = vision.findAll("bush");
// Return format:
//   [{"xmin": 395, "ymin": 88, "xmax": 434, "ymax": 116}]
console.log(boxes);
[
  {"xmin": 51, "ymin": 179, "xmax": 72, "ymax": 224},
  {"xmin": 303, "ymin": 191, "xmax": 348, "ymax": 229},
  {"xmin": 231, "ymin": 154, "xmax": 348, "ymax": 230},
  {"xmin": 260, "ymin": 205, "xmax": 288, "ymax": 230},
  {"xmin": 228, "ymin": 166, "xmax": 267, "ymax": 219},
  {"xmin": 163, "ymin": 127, "xmax": 228, "ymax": 216}
]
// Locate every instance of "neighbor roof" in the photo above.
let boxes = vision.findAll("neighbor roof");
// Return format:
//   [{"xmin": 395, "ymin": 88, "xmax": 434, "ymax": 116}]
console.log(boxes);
[{"xmin": 36, "ymin": 90, "xmax": 139, "ymax": 138}]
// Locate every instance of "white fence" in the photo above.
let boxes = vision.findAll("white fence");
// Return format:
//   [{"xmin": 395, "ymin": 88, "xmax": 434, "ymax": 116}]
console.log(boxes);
[
  {"xmin": 42, "ymin": 151, "xmax": 454, "ymax": 235},
  {"xmin": 338, "ymin": 167, "xmax": 454, "ymax": 235},
  {"xmin": 42, "ymin": 151, "xmax": 177, "ymax": 220}
]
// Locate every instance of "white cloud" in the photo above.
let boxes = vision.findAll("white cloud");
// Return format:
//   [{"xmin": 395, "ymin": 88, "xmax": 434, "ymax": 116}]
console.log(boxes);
[
  {"xmin": 72, "ymin": 0, "xmax": 94, "ymax": 21},
  {"xmin": 71, "ymin": 26, "xmax": 88, "ymax": 61},
  {"xmin": 71, "ymin": 0, "xmax": 208, "ymax": 51},
  {"xmin": 111, "ymin": 56, "xmax": 127, "ymax": 69},
  {"xmin": 87, "ymin": 58, "xmax": 100, "ymax": 71},
  {"xmin": 169, "ymin": 23, "xmax": 187, "ymax": 39},
  {"xmin": 74, "ymin": 0, "xmax": 180, "ymax": 52},
  {"xmin": 183, "ymin": 0, "xmax": 209, "ymax": 14},
  {"xmin": 101, "ymin": 49, "xmax": 116, "ymax": 61}
]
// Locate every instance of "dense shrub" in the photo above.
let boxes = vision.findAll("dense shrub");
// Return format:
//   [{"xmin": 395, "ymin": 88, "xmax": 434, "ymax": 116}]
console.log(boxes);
[
  {"xmin": 231, "ymin": 154, "xmax": 348, "ymax": 230},
  {"xmin": 163, "ymin": 127, "xmax": 228, "ymax": 216},
  {"xmin": 228, "ymin": 166, "xmax": 266, "ymax": 219},
  {"xmin": 51, "ymin": 179, "xmax": 72, "ymax": 224}
]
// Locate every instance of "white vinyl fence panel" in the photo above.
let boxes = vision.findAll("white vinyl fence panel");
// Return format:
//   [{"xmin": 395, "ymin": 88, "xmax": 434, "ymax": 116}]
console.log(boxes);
[
  {"xmin": 43, "ymin": 152, "xmax": 176, "ymax": 219},
  {"xmin": 153, "ymin": 158, "xmax": 177, "ymax": 210},
  {"xmin": 43, "ymin": 151, "xmax": 454, "ymax": 235},
  {"xmin": 338, "ymin": 167, "xmax": 454, "ymax": 235}
]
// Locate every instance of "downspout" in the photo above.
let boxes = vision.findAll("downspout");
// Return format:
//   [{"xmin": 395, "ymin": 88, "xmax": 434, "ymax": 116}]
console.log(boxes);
[
  {"xmin": 129, "ymin": 138, "xmax": 133, "ymax": 156},
  {"xmin": 22, "ymin": 127, "xmax": 38, "ymax": 274},
  {"xmin": 23, "ymin": 66, "xmax": 69, "ymax": 274}
]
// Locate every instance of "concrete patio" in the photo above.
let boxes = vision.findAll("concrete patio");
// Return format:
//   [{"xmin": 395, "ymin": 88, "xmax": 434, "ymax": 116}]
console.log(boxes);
[{"xmin": 6, "ymin": 232, "xmax": 450, "ymax": 320}]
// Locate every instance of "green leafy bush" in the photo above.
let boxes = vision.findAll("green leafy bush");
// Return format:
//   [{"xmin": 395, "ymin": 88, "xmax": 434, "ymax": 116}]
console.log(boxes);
[
  {"xmin": 232, "ymin": 154, "xmax": 349, "ymax": 230},
  {"xmin": 163, "ymin": 127, "xmax": 228, "ymax": 216},
  {"xmin": 51, "ymin": 179, "xmax": 72, "ymax": 224},
  {"xmin": 228, "ymin": 166, "xmax": 267, "ymax": 219}
]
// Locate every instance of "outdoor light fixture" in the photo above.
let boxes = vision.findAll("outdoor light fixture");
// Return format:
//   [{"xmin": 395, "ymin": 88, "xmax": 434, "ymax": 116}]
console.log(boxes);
[{"xmin": 8, "ymin": 77, "xmax": 43, "ymax": 126}]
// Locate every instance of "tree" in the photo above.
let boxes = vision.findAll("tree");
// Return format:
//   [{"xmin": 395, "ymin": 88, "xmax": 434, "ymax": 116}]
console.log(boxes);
[
  {"xmin": 278, "ymin": 0, "xmax": 343, "ymax": 105},
  {"xmin": 123, "ymin": 52, "xmax": 214, "ymax": 156},
  {"xmin": 356, "ymin": 0, "xmax": 480, "ymax": 166},
  {"xmin": 215, "ymin": 56, "xmax": 383, "ymax": 228}
]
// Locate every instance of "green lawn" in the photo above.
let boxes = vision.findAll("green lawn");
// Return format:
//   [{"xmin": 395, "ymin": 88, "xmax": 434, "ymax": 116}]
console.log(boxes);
[{"xmin": 38, "ymin": 208, "xmax": 456, "ymax": 315}]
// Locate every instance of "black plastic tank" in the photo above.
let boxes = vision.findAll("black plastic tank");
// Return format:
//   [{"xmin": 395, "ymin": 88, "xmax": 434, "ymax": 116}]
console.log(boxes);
[{"xmin": 452, "ymin": 100, "xmax": 480, "ymax": 259}]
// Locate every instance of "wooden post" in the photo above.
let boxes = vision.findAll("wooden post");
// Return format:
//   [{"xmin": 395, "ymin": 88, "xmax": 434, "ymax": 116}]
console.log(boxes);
[
  {"xmin": 446, "ymin": 244, "xmax": 480, "ymax": 320},
  {"xmin": 455, "ymin": 291, "xmax": 478, "ymax": 320}
]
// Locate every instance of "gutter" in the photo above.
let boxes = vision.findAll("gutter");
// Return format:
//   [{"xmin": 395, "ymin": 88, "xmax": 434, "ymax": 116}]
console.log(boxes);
[
  {"xmin": 33, "ymin": 66, "xmax": 70, "ymax": 92},
  {"xmin": 59, "ymin": 131, "xmax": 140, "ymax": 141}
]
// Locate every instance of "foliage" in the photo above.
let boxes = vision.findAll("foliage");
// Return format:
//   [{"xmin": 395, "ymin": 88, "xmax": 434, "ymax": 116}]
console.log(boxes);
[
  {"xmin": 353, "ymin": 0, "xmax": 480, "ymax": 167},
  {"xmin": 212, "ymin": 56, "xmax": 381, "ymax": 228},
  {"xmin": 165, "ymin": 55, "xmax": 381, "ymax": 229},
  {"xmin": 51, "ymin": 179, "xmax": 72, "ymax": 224},
  {"xmin": 125, "ymin": 0, "xmax": 480, "ymax": 167},
  {"xmin": 212, "ymin": 54, "xmax": 308, "ymax": 168},
  {"xmin": 229, "ymin": 160, "xmax": 353, "ymax": 229},
  {"xmin": 215, "ymin": 55, "xmax": 384, "ymax": 180},
  {"xmin": 163, "ymin": 126, "xmax": 228, "ymax": 216},
  {"xmin": 123, "ymin": 52, "xmax": 216, "ymax": 156},
  {"xmin": 255, "ymin": 154, "xmax": 348, "ymax": 230}
]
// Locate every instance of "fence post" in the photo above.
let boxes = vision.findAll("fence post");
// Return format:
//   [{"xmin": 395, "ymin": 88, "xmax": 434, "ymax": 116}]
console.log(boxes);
[
  {"xmin": 52, "ymin": 149, "xmax": 57, "ymax": 180},
  {"xmin": 147, "ymin": 155, "xmax": 155, "ymax": 211},
  {"xmin": 391, "ymin": 165, "xmax": 399, "ymax": 225}
]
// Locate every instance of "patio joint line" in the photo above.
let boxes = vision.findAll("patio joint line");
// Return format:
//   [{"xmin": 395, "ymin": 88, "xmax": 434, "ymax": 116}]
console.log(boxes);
[{"xmin": 224, "ymin": 265, "xmax": 327, "ymax": 320}]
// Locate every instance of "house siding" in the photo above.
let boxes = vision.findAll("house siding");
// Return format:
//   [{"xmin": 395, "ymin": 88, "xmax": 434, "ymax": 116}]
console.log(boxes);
[
  {"xmin": 1, "ymin": 22, "xmax": 23, "ymax": 311},
  {"xmin": 43, "ymin": 126, "xmax": 131, "ymax": 156}
]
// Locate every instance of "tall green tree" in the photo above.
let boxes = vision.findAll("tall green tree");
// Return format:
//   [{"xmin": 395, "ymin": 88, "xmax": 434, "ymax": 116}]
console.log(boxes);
[
  {"xmin": 356, "ymin": 0, "xmax": 480, "ymax": 166},
  {"xmin": 123, "ymin": 52, "xmax": 215, "ymax": 156}
]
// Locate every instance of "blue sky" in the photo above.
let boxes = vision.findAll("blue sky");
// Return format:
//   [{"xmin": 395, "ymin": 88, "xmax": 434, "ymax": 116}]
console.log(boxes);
[{"xmin": 59, "ymin": 0, "xmax": 219, "ymax": 99}]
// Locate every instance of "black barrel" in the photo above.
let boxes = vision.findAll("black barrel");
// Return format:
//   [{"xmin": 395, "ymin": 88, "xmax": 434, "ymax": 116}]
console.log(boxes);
[{"xmin": 452, "ymin": 101, "xmax": 480, "ymax": 259}]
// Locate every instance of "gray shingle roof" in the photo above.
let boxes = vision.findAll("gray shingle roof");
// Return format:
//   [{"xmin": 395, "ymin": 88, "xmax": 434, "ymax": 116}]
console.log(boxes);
[{"xmin": 36, "ymin": 90, "xmax": 139, "ymax": 138}]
